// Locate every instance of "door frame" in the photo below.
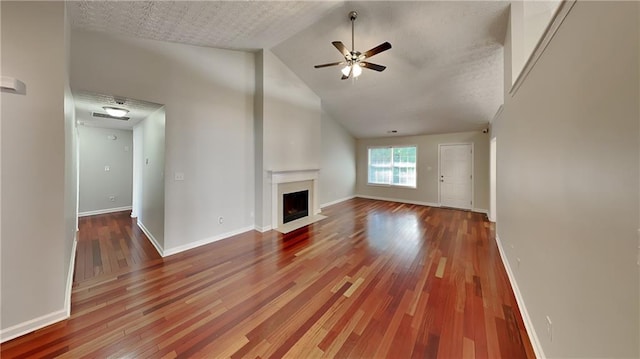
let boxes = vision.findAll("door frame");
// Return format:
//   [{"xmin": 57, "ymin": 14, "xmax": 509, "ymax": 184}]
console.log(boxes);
[
  {"xmin": 438, "ymin": 142, "xmax": 474, "ymax": 210},
  {"xmin": 489, "ymin": 137, "xmax": 497, "ymax": 222}
]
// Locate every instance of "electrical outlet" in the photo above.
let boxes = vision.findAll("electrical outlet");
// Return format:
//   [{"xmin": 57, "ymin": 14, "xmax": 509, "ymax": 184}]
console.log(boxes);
[
  {"xmin": 546, "ymin": 316, "xmax": 553, "ymax": 342},
  {"xmin": 218, "ymin": 216, "xmax": 224, "ymax": 224},
  {"xmin": 174, "ymin": 172, "xmax": 185, "ymax": 181},
  {"xmin": 104, "ymin": 165, "xmax": 110, "ymax": 172},
  {"xmin": 108, "ymin": 195, "xmax": 116, "ymax": 202}
]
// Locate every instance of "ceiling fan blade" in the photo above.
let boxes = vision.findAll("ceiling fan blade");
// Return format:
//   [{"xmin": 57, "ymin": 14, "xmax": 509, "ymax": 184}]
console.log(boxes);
[
  {"xmin": 360, "ymin": 62, "xmax": 387, "ymax": 72},
  {"xmin": 332, "ymin": 41, "xmax": 350, "ymax": 57},
  {"xmin": 314, "ymin": 61, "xmax": 345, "ymax": 68},
  {"xmin": 363, "ymin": 42, "xmax": 392, "ymax": 58}
]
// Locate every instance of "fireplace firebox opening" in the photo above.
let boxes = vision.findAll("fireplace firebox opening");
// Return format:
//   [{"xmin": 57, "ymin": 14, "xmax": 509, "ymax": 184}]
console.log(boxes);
[{"xmin": 283, "ymin": 190, "xmax": 309, "ymax": 224}]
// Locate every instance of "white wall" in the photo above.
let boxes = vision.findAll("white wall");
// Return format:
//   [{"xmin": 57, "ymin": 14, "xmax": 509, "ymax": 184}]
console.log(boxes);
[
  {"xmin": 319, "ymin": 109, "xmax": 356, "ymax": 207},
  {"xmin": 135, "ymin": 108, "xmax": 166, "ymax": 249},
  {"xmin": 255, "ymin": 50, "xmax": 322, "ymax": 229},
  {"xmin": 511, "ymin": 1, "xmax": 562, "ymax": 85},
  {"xmin": 496, "ymin": 2, "xmax": 639, "ymax": 357},
  {"xmin": 262, "ymin": 50, "xmax": 321, "ymax": 172},
  {"xmin": 71, "ymin": 30, "xmax": 255, "ymax": 254},
  {"xmin": 1, "ymin": 1, "xmax": 75, "ymax": 340},
  {"xmin": 78, "ymin": 126, "xmax": 133, "ymax": 215},
  {"xmin": 132, "ymin": 125, "xmax": 143, "ymax": 218},
  {"xmin": 62, "ymin": 4, "xmax": 78, "ymax": 316},
  {"xmin": 356, "ymin": 131, "xmax": 489, "ymax": 211}
]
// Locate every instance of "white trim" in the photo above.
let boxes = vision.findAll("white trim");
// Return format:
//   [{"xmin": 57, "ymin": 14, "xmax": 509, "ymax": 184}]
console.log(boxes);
[
  {"xmin": 366, "ymin": 145, "xmax": 418, "ymax": 188},
  {"xmin": 357, "ymin": 194, "xmax": 488, "ymax": 215},
  {"xmin": 438, "ymin": 143, "xmax": 474, "ymax": 210},
  {"xmin": 510, "ymin": 0, "xmax": 577, "ymax": 95},
  {"xmin": 495, "ymin": 235, "xmax": 546, "ymax": 359},
  {"xmin": 254, "ymin": 225, "xmax": 272, "ymax": 233},
  {"xmin": 163, "ymin": 226, "xmax": 255, "ymax": 257},
  {"xmin": 64, "ymin": 235, "xmax": 78, "ymax": 317},
  {"xmin": 356, "ymin": 195, "xmax": 440, "ymax": 209},
  {"xmin": 0, "ymin": 309, "xmax": 67, "ymax": 343},
  {"xmin": 489, "ymin": 137, "xmax": 497, "ymax": 223},
  {"xmin": 491, "ymin": 105, "xmax": 504, "ymax": 124},
  {"xmin": 78, "ymin": 206, "xmax": 132, "ymax": 217},
  {"xmin": 472, "ymin": 208, "xmax": 489, "ymax": 215},
  {"xmin": 320, "ymin": 195, "xmax": 355, "ymax": 209},
  {"xmin": 137, "ymin": 220, "xmax": 164, "ymax": 257}
]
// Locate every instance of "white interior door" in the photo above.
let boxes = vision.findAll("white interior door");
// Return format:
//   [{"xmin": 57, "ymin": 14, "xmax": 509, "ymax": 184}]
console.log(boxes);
[{"xmin": 439, "ymin": 143, "xmax": 473, "ymax": 210}]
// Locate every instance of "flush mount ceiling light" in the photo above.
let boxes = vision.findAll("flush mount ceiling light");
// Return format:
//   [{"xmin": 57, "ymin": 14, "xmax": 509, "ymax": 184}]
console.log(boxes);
[
  {"xmin": 314, "ymin": 11, "xmax": 392, "ymax": 80},
  {"xmin": 103, "ymin": 106, "xmax": 129, "ymax": 118}
]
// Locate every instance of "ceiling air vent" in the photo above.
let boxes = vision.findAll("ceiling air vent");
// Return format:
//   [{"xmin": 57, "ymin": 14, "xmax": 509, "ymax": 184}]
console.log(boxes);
[{"xmin": 92, "ymin": 112, "xmax": 130, "ymax": 121}]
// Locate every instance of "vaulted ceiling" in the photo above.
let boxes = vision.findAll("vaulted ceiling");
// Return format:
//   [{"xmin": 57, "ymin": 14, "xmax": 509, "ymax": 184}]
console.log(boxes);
[{"xmin": 67, "ymin": 1, "xmax": 509, "ymax": 138}]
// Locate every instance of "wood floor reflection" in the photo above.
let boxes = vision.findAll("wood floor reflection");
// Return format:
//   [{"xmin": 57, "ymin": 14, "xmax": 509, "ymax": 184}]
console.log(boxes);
[{"xmin": 1, "ymin": 198, "xmax": 535, "ymax": 358}]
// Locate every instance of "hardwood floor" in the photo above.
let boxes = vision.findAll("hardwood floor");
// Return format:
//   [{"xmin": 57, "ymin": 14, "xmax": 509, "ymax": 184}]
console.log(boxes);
[
  {"xmin": 1, "ymin": 198, "xmax": 535, "ymax": 358},
  {"xmin": 74, "ymin": 211, "xmax": 162, "ymax": 283}
]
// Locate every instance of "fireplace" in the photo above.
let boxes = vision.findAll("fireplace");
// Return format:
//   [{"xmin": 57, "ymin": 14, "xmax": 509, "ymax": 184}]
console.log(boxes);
[
  {"xmin": 283, "ymin": 190, "xmax": 309, "ymax": 224},
  {"xmin": 268, "ymin": 169, "xmax": 320, "ymax": 231}
]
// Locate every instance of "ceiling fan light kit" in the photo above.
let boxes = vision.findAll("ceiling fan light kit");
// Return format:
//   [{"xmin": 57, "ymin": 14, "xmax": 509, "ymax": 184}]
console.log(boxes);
[{"xmin": 314, "ymin": 10, "xmax": 391, "ymax": 80}]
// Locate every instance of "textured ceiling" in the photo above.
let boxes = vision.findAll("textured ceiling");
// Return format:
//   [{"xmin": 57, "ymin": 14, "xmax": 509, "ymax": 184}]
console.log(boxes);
[
  {"xmin": 67, "ymin": 1, "xmax": 341, "ymax": 51},
  {"xmin": 73, "ymin": 90, "xmax": 163, "ymax": 130},
  {"xmin": 68, "ymin": 1, "xmax": 509, "ymax": 138}
]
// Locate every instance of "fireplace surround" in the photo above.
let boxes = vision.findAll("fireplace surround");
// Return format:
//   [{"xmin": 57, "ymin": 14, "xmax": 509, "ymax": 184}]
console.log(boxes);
[{"xmin": 269, "ymin": 169, "xmax": 320, "ymax": 230}]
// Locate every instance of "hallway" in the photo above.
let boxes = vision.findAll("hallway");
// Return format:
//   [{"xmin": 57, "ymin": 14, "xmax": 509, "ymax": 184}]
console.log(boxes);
[{"xmin": 74, "ymin": 211, "xmax": 161, "ymax": 284}]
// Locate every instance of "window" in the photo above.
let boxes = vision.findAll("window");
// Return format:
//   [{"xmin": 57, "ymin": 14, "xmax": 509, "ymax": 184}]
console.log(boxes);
[{"xmin": 368, "ymin": 146, "xmax": 417, "ymax": 187}]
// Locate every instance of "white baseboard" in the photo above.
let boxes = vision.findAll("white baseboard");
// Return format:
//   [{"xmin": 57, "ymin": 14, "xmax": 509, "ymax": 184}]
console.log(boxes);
[
  {"xmin": 357, "ymin": 195, "xmax": 488, "ymax": 215},
  {"xmin": 78, "ymin": 206, "xmax": 132, "ymax": 217},
  {"xmin": 137, "ymin": 220, "xmax": 164, "ymax": 257},
  {"xmin": 255, "ymin": 225, "xmax": 272, "ymax": 233},
  {"xmin": 163, "ymin": 226, "xmax": 255, "ymax": 257},
  {"xmin": 356, "ymin": 194, "xmax": 440, "ymax": 208},
  {"xmin": 320, "ymin": 195, "xmax": 356, "ymax": 208},
  {"xmin": 0, "ymin": 308, "xmax": 67, "ymax": 343},
  {"xmin": 495, "ymin": 235, "xmax": 546, "ymax": 359},
  {"xmin": 65, "ymin": 236, "xmax": 78, "ymax": 317}
]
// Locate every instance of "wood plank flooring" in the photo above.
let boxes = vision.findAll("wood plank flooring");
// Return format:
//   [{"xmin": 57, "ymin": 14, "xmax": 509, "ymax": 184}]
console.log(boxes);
[
  {"xmin": 74, "ymin": 211, "xmax": 162, "ymax": 283},
  {"xmin": 1, "ymin": 198, "xmax": 535, "ymax": 358}
]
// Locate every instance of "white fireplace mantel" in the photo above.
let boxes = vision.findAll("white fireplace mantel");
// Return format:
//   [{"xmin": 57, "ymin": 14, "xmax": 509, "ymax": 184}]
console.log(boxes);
[{"xmin": 269, "ymin": 169, "xmax": 320, "ymax": 230}]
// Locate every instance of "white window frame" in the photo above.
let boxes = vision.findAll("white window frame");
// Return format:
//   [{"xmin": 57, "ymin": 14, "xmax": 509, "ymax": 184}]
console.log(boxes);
[{"xmin": 367, "ymin": 145, "xmax": 418, "ymax": 188}]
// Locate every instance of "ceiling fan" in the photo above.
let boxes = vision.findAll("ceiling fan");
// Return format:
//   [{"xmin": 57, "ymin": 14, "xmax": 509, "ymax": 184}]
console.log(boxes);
[{"xmin": 314, "ymin": 11, "xmax": 392, "ymax": 80}]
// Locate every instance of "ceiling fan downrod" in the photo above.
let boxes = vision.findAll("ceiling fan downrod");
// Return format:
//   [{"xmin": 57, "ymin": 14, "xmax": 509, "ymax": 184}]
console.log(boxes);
[{"xmin": 349, "ymin": 11, "xmax": 357, "ymax": 53}]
